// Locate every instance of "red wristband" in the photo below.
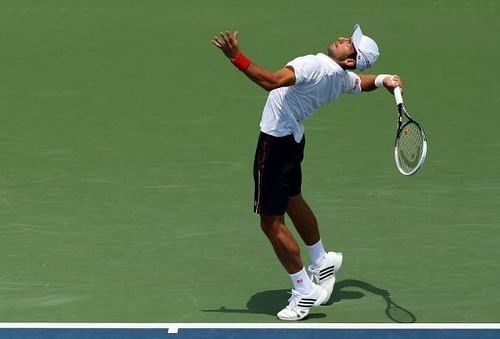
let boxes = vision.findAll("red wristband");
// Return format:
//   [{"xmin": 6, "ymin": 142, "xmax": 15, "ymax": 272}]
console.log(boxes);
[{"xmin": 231, "ymin": 52, "xmax": 251, "ymax": 71}]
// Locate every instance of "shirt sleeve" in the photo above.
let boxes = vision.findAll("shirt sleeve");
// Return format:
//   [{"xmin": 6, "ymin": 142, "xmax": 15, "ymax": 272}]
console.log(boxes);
[
  {"xmin": 286, "ymin": 55, "xmax": 320, "ymax": 86},
  {"xmin": 343, "ymin": 71, "xmax": 362, "ymax": 95}
]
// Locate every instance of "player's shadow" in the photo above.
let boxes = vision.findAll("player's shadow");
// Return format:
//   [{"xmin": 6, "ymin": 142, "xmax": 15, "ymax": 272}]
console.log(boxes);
[
  {"xmin": 202, "ymin": 288, "xmax": 327, "ymax": 319},
  {"xmin": 202, "ymin": 279, "xmax": 416, "ymax": 323}
]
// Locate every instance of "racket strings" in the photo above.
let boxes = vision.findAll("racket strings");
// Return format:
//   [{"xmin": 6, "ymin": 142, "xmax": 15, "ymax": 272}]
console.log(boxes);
[{"xmin": 397, "ymin": 122, "xmax": 424, "ymax": 173}]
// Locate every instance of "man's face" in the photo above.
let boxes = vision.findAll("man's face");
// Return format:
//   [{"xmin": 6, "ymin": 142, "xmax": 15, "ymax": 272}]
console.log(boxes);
[{"xmin": 327, "ymin": 37, "xmax": 357, "ymax": 62}]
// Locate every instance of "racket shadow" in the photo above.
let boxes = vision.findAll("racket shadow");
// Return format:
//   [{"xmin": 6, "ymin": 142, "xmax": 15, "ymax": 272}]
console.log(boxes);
[{"xmin": 332, "ymin": 279, "xmax": 417, "ymax": 323}]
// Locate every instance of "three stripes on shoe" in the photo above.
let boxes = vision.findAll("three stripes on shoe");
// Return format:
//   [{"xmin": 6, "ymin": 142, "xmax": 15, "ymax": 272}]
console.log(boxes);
[
  {"xmin": 298, "ymin": 264, "xmax": 336, "ymax": 308},
  {"xmin": 298, "ymin": 298, "xmax": 317, "ymax": 308},
  {"xmin": 318, "ymin": 265, "xmax": 335, "ymax": 282}
]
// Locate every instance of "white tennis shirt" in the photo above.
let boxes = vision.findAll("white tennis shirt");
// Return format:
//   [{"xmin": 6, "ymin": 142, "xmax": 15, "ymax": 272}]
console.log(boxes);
[{"xmin": 259, "ymin": 53, "xmax": 362, "ymax": 142}]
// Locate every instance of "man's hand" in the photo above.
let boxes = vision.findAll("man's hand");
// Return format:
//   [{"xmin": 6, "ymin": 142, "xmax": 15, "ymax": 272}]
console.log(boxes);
[
  {"xmin": 383, "ymin": 75, "xmax": 404, "ymax": 93},
  {"xmin": 211, "ymin": 31, "xmax": 240, "ymax": 59}
]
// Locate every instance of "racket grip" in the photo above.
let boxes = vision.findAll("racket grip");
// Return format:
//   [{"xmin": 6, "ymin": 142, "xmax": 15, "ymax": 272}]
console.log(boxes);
[{"xmin": 394, "ymin": 87, "xmax": 404, "ymax": 105}]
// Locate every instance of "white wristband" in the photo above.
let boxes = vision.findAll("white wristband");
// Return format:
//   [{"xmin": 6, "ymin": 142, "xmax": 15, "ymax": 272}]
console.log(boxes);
[{"xmin": 375, "ymin": 74, "xmax": 391, "ymax": 88}]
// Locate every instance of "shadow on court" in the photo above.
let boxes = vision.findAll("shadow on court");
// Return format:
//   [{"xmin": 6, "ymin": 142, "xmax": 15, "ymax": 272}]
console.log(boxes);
[
  {"xmin": 333, "ymin": 279, "xmax": 417, "ymax": 323},
  {"xmin": 202, "ymin": 289, "xmax": 327, "ymax": 320},
  {"xmin": 203, "ymin": 279, "xmax": 416, "ymax": 323}
]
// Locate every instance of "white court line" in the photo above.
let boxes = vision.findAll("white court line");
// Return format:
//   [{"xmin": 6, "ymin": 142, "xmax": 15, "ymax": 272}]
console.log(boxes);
[{"xmin": 0, "ymin": 323, "xmax": 499, "ymax": 330}]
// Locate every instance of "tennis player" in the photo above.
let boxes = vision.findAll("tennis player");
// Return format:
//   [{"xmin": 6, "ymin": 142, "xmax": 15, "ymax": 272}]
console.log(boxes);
[{"xmin": 212, "ymin": 25, "xmax": 403, "ymax": 321}]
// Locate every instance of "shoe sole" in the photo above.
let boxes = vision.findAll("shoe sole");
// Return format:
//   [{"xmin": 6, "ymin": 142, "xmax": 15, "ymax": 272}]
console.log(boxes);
[
  {"xmin": 320, "ymin": 252, "xmax": 343, "ymax": 304},
  {"xmin": 316, "ymin": 284, "xmax": 329, "ymax": 307}
]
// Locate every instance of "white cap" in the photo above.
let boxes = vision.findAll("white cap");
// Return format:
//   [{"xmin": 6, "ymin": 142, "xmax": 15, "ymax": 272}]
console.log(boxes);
[{"xmin": 351, "ymin": 24, "xmax": 379, "ymax": 71}]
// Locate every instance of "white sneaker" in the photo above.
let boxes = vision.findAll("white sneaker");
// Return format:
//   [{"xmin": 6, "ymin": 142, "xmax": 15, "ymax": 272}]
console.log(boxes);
[
  {"xmin": 308, "ymin": 251, "xmax": 343, "ymax": 304},
  {"xmin": 276, "ymin": 283, "xmax": 328, "ymax": 321}
]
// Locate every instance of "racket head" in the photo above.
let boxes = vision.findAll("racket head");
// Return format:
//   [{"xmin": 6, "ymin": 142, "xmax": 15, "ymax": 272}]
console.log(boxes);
[{"xmin": 394, "ymin": 120, "xmax": 428, "ymax": 176}]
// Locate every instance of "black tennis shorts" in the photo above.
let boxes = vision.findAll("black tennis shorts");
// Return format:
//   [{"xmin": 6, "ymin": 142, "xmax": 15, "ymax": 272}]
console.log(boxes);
[{"xmin": 253, "ymin": 132, "xmax": 305, "ymax": 215}]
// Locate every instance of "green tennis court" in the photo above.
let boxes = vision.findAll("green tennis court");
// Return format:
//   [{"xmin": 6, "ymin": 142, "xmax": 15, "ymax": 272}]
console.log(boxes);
[{"xmin": 1, "ymin": 0, "xmax": 499, "ymax": 323}]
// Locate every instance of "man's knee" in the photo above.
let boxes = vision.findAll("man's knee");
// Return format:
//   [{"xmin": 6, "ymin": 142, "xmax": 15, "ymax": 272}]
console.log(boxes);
[
  {"xmin": 260, "ymin": 214, "xmax": 284, "ymax": 235},
  {"xmin": 287, "ymin": 194, "xmax": 306, "ymax": 213}
]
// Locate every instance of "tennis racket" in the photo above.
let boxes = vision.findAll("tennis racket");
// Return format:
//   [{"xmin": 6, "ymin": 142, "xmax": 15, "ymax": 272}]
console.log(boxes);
[{"xmin": 393, "ymin": 87, "xmax": 428, "ymax": 175}]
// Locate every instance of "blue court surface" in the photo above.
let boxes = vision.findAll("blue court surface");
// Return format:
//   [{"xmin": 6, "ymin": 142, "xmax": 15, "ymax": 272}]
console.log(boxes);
[{"xmin": 1, "ymin": 323, "xmax": 499, "ymax": 339}]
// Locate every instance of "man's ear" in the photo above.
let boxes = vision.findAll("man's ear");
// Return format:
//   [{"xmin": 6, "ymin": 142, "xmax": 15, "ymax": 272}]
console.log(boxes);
[
  {"xmin": 337, "ymin": 57, "xmax": 356, "ymax": 70},
  {"xmin": 345, "ymin": 58, "xmax": 356, "ymax": 69}
]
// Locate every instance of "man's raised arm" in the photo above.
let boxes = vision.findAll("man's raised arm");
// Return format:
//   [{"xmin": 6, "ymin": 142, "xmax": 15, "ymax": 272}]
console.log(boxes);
[{"xmin": 212, "ymin": 31, "xmax": 296, "ymax": 92}]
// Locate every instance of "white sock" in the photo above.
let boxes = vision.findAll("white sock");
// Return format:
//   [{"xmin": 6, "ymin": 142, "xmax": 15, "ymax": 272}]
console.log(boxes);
[
  {"xmin": 307, "ymin": 239, "xmax": 327, "ymax": 268},
  {"xmin": 289, "ymin": 267, "xmax": 313, "ymax": 295}
]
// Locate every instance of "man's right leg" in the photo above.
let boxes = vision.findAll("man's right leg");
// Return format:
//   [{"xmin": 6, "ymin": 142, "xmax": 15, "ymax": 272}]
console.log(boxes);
[
  {"xmin": 286, "ymin": 194, "xmax": 343, "ymax": 304},
  {"xmin": 253, "ymin": 133, "xmax": 326, "ymax": 320},
  {"xmin": 260, "ymin": 214, "xmax": 327, "ymax": 321},
  {"xmin": 286, "ymin": 194, "xmax": 321, "ymax": 247},
  {"xmin": 259, "ymin": 214, "xmax": 303, "ymax": 274}
]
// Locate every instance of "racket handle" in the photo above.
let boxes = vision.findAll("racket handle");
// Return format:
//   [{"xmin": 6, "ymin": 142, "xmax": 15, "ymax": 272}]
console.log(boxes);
[{"xmin": 394, "ymin": 87, "xmax": 404, "ymax": 105}]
